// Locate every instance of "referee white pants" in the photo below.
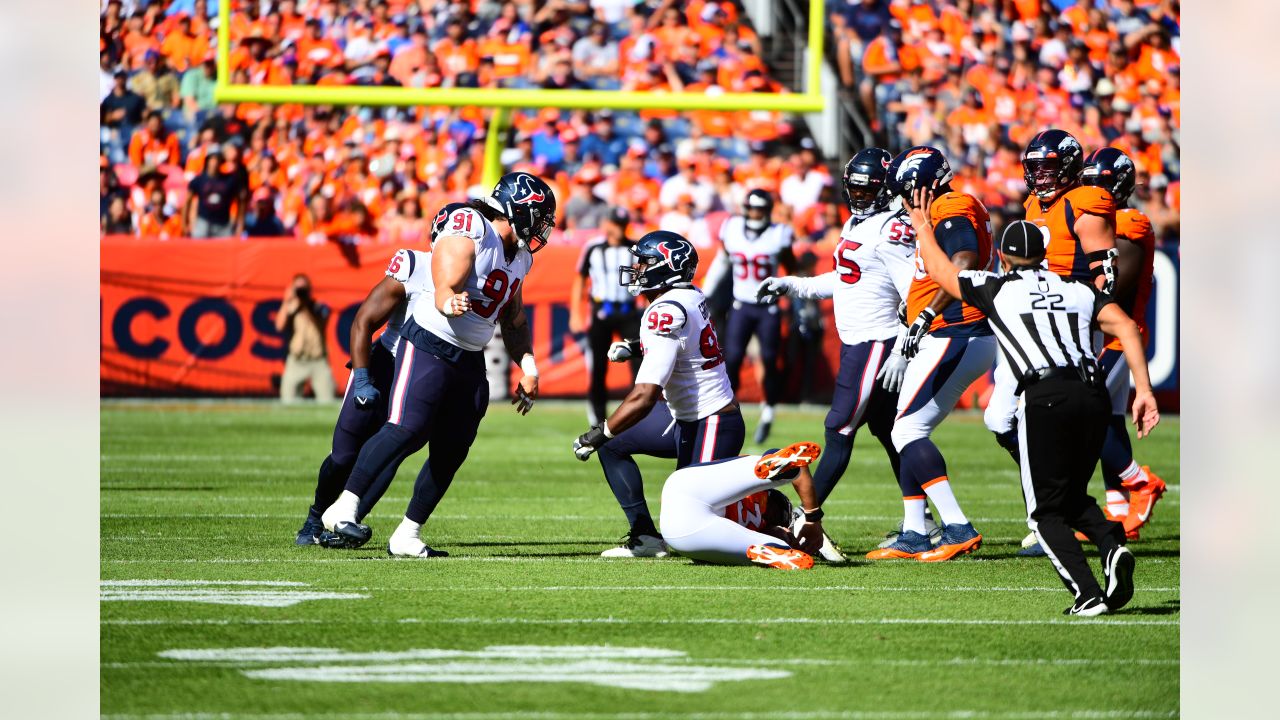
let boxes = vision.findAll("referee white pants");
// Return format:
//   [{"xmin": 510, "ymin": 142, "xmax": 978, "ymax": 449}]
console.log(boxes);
[
  {"xmin": 984, "ymin": 353, "xmax": 1018, "ymax": 435},
  {"xmin": 891, "ymin": 334, "xmax": 997, "ymax": 451},
  {"xmin": 660, "ymin": 455, "xmax": 787, "ymax": 565}
]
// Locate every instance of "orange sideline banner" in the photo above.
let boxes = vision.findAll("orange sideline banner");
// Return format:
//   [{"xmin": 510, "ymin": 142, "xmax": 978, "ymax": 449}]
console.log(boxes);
[{"xmin": 101, "ymin": 237, "xmax": 835, "ymax": 400}]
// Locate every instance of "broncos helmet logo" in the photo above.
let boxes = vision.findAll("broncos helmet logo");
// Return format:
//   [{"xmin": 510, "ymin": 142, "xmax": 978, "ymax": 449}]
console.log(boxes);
[
  {"xmin": 895, "ymin": 148, "xmax": 935, "ymax": 181},
  {"xmin": 510, "ymin": 173, "xmax": 546, "ymax": 205}
]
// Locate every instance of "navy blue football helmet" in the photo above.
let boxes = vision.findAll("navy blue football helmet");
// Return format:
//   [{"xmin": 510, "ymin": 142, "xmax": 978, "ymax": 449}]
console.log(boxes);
[
  {"xmin": 1022, "ymin": 129, "xmax": 1083, "ymax": 201},
  {"xmin": 885, "ymin": 145, "xmax": 954, "ymax": 203},
  {"xmin": 619, "ymin": 230, "xmax": 699, "ymax": 296},
  {"xmin": 842, "ymin": 147, "xmax": 893, "ymax": 219},
  {"xmin": 743, "ymin": 188, "xmax": 774, "ymax": 232},
  {"xmin": 1081, "ymin": 147, "xmax": 1136, "ymax": 206},
  {"xmin": 490, "ymin": 172, "xmax": 557, "ymax": 253}
]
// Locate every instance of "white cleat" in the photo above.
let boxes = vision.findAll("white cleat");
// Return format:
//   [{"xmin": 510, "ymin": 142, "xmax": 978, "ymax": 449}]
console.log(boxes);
[{"xmin": 600, "ymin": 533, "xmax": 669, "ymax": 558}]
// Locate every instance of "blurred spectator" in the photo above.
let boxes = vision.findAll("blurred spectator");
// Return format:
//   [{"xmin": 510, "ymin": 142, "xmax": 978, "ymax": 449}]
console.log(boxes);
[
  {"xmin": 137, "ymin": 185, "xmax": 183, "ymax": 239},
  {"xmin": 185, "ymin": 145, "xmax": 243, "ymax": 238},
  {"xmin": 131, "ymin": 51, "xmax": 181, "ymax": 113},
  {"xmin": 275, "ymin": 274, "xmax": 336, "ymax": 404},
  {"xmin": 100, "ymin": 71, "xmax": 145, "ymax": 161},
  {"xmin": 779, "ymin": 142, "xmax": 830, "ymax": 216},
  {"xmin": 245, "ymin": 188, "xmax": 287, "ymax": 237},
  {"xmin": 659, "ymin": 156, "xmax": 715, "ymax": 214},
  {"xmin": 564, "ymin": 165, "xmax": 607, "ymax": 230},
  {"xmin": 128, "ymin": 110, "xmax": 181, "ymax": 168},
  {"xmin": 103, "ymin": 195, "xmax": 134, "ymax": 235},
  {"xmin": 573, "ymin": 21, "xmax": 619, "ymax": 84},
  {"xmin": 180, "ymin": 56, "xmax": 218, "ymax": 126}
]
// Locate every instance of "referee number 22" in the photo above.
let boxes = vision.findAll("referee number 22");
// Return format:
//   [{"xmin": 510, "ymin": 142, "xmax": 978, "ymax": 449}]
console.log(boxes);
[{"xmin": 1030, "ymin": 292, "xmax": 1065, "ymax": 310}]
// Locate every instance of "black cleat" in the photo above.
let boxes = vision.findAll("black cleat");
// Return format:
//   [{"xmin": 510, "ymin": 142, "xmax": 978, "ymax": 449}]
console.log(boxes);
[
  {"xmin": 1063, "ymin": 595, "xmax": 1110, "ymax": 617},
  {"xmin": 753, "ymin": 421, "xmax": 772, "ymax": 445},
  {"xmin": 295, "ymin": 516, "xmax": 324, "ymax": 546},
  {"xmin": 1103, "ymin": 546, "xmax": 1135, "ymax": 611},
  {"xmin": 332, "ymin": 521, "xmax": 373, "ymax": 549},
  {"xmin": 318, "ymin": 530, "xmax": 350, "ymax": 549}
]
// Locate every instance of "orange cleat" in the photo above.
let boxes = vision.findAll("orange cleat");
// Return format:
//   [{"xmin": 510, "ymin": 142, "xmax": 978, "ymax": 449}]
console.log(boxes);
[
  {"xmin": 918, "ymin": 523, "xmax": 982, "ymax": 562},
  {"xmin": 866, "ymin": 530, "xmax": 933, "ymax": 560},
  {"xmin": 747, "ymin": 543, "xmax": 814, "ymax": 570},
  {"xmin": 754, "ymin": 442, "xmax": 822, "ymax": 480},
  {"xmin": 1122, "ymin": 468, "xmax": 1167, "ymax": 535}
]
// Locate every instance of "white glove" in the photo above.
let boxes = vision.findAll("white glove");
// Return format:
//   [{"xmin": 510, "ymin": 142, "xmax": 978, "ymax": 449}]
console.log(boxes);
[
  {"xmin": 606, "ymin": 339, "xmax": 641, "ymax": 363},
  {"xmin": 756, "ymin": 277, "xmax": 791, "ymax": 303},
  {"xmin": 876, "ymin": 351, "xmax": 908, "ymax": 393}
]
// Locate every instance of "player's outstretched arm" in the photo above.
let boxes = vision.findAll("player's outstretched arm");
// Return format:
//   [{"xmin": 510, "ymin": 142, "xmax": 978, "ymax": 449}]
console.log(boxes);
[
  {"xmin": 431, "ymin": 234, "xmax": 477, "ymax": 317},
  {"xmin": 573, "ymin": 383, "xmax": 662, "ymax": 460},
  {"xmin": 500, "ymin": 287, "xmax": 538, "ymax": 415},
  {"xmin": 1097, "ymin": 303, "xmax": 1160, "ymax": 438}
]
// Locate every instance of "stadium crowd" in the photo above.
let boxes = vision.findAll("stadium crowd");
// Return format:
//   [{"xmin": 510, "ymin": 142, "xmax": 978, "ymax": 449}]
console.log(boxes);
[{"xmin": 100, "ymin": 0, "xmax": 1180, "ymax": 249}]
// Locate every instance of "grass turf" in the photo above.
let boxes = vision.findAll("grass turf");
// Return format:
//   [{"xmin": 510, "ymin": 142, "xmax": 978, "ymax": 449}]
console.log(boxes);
[{"xmin": 101, "ymin": 401, "xmax": 1179, "ymax": 719}]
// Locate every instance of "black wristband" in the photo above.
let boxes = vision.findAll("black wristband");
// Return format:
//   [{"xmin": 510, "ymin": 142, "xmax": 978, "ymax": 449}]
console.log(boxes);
[{"xmin": 803, "ymin": 507, "xmax": 824, "ymax": 523}]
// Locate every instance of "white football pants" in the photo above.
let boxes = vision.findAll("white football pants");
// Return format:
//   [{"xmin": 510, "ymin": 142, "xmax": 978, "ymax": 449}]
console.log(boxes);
[
  {"xmin": 891, "ymin": 334, "xmax": 998, "ymax": 451},
  {"xmin": 660, "ymin": 455, "xmax": 788, "ymax": 565}
]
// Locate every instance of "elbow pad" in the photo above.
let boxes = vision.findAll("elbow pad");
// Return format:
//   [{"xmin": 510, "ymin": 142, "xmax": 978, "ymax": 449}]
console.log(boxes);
[{"xmin": 1088, "ymin": 248, "xmax": 1119, "ymax": 295}]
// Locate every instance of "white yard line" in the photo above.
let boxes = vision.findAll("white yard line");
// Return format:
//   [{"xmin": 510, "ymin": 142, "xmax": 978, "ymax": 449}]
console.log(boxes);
[
  {"xmin": 101, "ymin": 580, "xmax": 308, "ymax": 587},
  {"xmin": 100, "ymin": 556, "xmax": 1178, "ymax": 565},
  {"xmin": 100, "ymin": 709, "xmax": 1179, "ymax": 719},
  {"xmin": 101, "ymin": 616, "xmax": 1178, "ymax": 627}
]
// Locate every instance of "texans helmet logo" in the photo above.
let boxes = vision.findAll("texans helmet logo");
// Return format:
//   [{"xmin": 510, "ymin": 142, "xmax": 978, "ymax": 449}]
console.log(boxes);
[
  {"xmin": 655, "ymin": 240, "xmax": 692, "ymax": 271},
  {"xmin": 511, "ymin": 173, "xmax": 546, "ymax": 205}
]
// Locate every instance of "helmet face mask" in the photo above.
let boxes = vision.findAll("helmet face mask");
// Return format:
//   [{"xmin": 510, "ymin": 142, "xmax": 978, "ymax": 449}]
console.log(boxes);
[
  {"xmin": 842, "ymin": 148, "xmax": 892, "ymax": 219},
  {"xmin": 619, "ymin": 231, "xmax": 698, "ymax": 296},
  {"xmin": 743, "ymin": 189, "xmax": 773, "ymax": 232}
]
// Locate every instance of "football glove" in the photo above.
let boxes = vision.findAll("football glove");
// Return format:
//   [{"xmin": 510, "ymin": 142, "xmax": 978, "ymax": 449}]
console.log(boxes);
[
  {"xmin": 606, "ymin": 339, "xmax": 642, "ymax": 363},
  {"xmin": 902, "ymin": 308, "xmax": 936, "ymax": 360},
  {"xmin": 573, "ymin": 424, "xmax": 609, "ymax": 461},
  {"xmin": 876, "ymin": 351, "xmax": 908, "ymax": 393},
  {"xmin": 756, "ymin": 277, "xmax": 790, "ymax": 304},
  {"xmin": 351, "ymin": 367, "xmax": 380, "ymax": 411}
]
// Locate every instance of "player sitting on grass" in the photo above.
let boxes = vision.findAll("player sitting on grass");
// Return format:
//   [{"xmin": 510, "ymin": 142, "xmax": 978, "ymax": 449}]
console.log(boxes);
[{"xmin": 659, "ymin": 442, "xmax": 827, "ymax": 569}]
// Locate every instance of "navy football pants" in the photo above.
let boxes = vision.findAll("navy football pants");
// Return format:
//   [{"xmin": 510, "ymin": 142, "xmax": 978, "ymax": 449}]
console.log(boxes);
[{"xmin": 724, "ymin": 301, "xmax": 782, "ymax": 406}]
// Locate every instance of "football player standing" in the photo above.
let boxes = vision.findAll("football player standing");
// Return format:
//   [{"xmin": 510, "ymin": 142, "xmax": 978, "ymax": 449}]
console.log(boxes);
[
  {"xmin": 702, "ymin": 189, "xmax": 795, "ymax": 444},
  {"xmin": 319, "ymin": 172, "xmax": 556, "ymax": 557},
  {"xmin": 756, "ymin": 148, "xmax": 918, "ymax": 561},
  {"xmin": 573, "ymin": 231, "xmax": 745, "ymax": 557},
  {"xmin": 868, "ymin": 146, "xmax": 994, "ymax": 562},
  {"xmin": 1080, "ymin": 147, "xmax": 1168, "ymax": 538}
]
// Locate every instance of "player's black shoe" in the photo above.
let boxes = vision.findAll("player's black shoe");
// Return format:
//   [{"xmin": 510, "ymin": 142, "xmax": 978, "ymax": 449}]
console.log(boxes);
[
  {"xmin": 331, "ymin": 521, "xmax": 373, "ymax": 549},
  {"xmin": 1064, "ymin": 595, "xmax": 1110, "ymax": 617},
  {"xmin": 318, "ymin": 530, "xmax": 350, "ymax": 549},
  {"xmin": 295, "ymin": 516, "xmax": 324, "ymax": 546},
  {"xmin": 1103, "ymin": 546, "xmax": 1135, "ymax": 611}
]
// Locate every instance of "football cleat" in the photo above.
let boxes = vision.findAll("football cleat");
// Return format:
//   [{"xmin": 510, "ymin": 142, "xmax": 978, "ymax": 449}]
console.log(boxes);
[
  {"xmin": 878, "ymin": 511, "xmax": 940, "ymax": 549},
  {"xmin": 790, "ymin": 507, "xmax": 848, "ymax": 563},
  {"xmin": 917, "ymin": 522, "xmax": 982, "ymax": 562},
  {"xmin": 753, "ymin": 442, "xmax": 822, "ymax": 480},
  {"xmin": 1122, "ymin": 469, "xmax": 1167, "ymax": 535},
  {"xmin": 747, "ymin": 543, "xmax": 814, "ymax": 570},
  {"xmin": 600, "ymin": 532, "xmax": 669, "ymax": 558},
  {"xmin": 865, "ymin": 529, "xmax": 933, "ymax": 560},
  {"xmin": 753, "ymin": 421, "xmax": 772, "ymax": 445},
  {"xmin": 294, "ymin": 516, "xmax": 324, "ymax": 546},
  {"xmin": 387, "ymin": 535, "xmax": 450, "ymax": 558},
  {"xmin": 1103, "ymin": 546, "xmax": 1136, "ymax": 611},
  {"xmin": 1017, "ymin": 542, "xmax": 1048, "ymax": 557},
  {"xmin": 330, "ymin": 521, "xmax": 373, "ymax": 549},
  {"xmin": 1064, "ymin": 596, "xmax": 1110, "ymax": 617},
  {"xmin": 318, "ymin": 530, "xmax": 350, "ymax": 549}
]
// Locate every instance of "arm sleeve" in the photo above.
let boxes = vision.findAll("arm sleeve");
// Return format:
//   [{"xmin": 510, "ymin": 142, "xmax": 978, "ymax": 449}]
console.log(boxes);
[
  {"xmin": 634, "ymin": 332, "xmax": 680, "ymax": 387},
  {"xmin": 786, "ymin": 271, "xmax": 838, "ymax": 300},
  {"xmin": 934, "ymin": 215, "xmax": 979, "ymax": 257},
  {"xmin": 956, "ymin": 270, "xmax": 1000, "ymax": 315}
]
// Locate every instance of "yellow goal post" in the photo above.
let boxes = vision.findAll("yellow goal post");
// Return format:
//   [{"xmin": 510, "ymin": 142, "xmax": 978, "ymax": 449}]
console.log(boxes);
[{"xmin": 214, "ymin": 1, "xmax": 826, "ymax": 185}]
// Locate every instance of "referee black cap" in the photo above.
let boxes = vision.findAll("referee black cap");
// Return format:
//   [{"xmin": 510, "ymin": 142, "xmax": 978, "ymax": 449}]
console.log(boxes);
[
  {"xmin": 605, "ymin": 206, "xmax": 631, "ymax": 226},
  {"xmin": 1000, "ymin": 220, "xmax": 1046, "ymax": 259}
]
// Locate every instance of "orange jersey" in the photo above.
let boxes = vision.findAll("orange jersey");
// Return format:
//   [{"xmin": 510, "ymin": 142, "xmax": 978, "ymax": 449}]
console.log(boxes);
[
  {"xmin": 722, "ymin": 491, "xmax": 770, "ymax": 532},
  {"xmin": 1104, "ymin": 208, "xmax": 1156, "ymax": 350},
  {"xmin": 907, "ymin": 192, "xmax": 993, "ymax": 335},
  {"xmin": 1024, "ymin": 185, "xmax": 1115, "ymax": 283}
]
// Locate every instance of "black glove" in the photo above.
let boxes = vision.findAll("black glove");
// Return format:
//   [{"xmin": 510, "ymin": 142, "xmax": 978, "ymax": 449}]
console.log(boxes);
[
  {"xmin": 573, "ymin": 424, "xmax": 609, "ymax": 461},
  {"xmin": 902, "ymin": 308, "xmax": 936, "ymax": 360}
]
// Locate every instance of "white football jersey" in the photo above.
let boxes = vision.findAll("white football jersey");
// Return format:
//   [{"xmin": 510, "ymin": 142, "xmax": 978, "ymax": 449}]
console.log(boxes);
[
  {"xmin": 380, "ymin": 248, "xmax": 433, "ymax": 356},
  {"xmin": 634, "ymin": 287, "xmax": 735, "ymax": 422},
  {"xmin": 719, "ymin": 216, "xmax": 794, "ymax": 304},
  {"xmin": 408, "ymin": 205, "xmax": 533, "ymax": 352},
  {"xmin": 787, "ymin": 208, "xmax": 917, "ymax": 345}
]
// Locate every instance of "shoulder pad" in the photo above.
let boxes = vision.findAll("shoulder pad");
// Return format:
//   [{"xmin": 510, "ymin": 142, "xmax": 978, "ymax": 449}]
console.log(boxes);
[
  {"xmin": 1069, "ymin": 186, "xmax": 1115, "ymax": 216},
  {"xmin": 1117, "ymin": 208, "xmax": 1153, "ymax": 241},
  {"xmin": 431, "ymin": 204, "xmax": 487, "ymax": 243},
  {"xmin": 385, "ymin": 249, "xmax": 415, "ymax": 283},
  {"xmin": 642, "ymin": 301, "xmax": 688, "ymax": 337}
]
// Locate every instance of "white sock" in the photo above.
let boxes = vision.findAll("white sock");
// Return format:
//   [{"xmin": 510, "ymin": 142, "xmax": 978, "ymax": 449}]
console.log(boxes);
[
  {"xmin": 392, "ymin": 516, "xmax": 422, "ymax": 541},
  {"xmin": 902, "ymin": 497, "xmax": 927, "ymax": 535},
  {"xmin": 323, "ymin": 490, "xmax": 360, "ymax": 525},
  {"xmin": 1119, "ymin": 462, "xmax": 1149, "ymax": 489},
  {"xmin": 1105, "ymin": 489, "xmax": 1130, "ymax": 517},
  {"xmin": 922, "ymin": 478, "xmax": 968, "ymax": 526},
  {"xmin": 760, "ymin": 404, "xmax": 775, "ymax": 424}
]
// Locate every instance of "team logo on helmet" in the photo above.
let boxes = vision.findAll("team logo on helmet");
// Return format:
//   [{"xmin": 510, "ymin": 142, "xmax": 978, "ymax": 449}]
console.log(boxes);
[
  {"xmin": 655, "ymin": 239, "xmax": 693, "ymax": 272},
  {"xmin": 896, "ymin": 148, "xmax": 934, "ymax": 181},
  {"xmin": 510, "ymin": 173, "xmax": 546, "ymax": 205}
]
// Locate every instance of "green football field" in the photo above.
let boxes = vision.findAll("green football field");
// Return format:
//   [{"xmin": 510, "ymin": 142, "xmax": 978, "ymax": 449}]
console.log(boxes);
[{"xmin": 101, "ymin": 401, "xmax": 1179, "ymax": 719}]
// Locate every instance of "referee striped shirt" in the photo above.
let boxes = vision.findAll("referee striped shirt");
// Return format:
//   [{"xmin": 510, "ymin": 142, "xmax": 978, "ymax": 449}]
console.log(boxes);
[
  {"xmin": 956, "ymin": 267, "xmax": 1113, "ymax": 386},
  {"xmin": 577, "ymin": 237, "xmax": 636, "ymax": 304}
]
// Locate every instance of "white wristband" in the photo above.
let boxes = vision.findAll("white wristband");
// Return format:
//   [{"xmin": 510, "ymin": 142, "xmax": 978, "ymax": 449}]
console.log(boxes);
[
  {"xmin": 520, "ymin": 355, "xmax": 539, "ymax": 377},
  {"xmin": 602, "ymin": 421, "xmax": 615, "ymax": 439}
]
